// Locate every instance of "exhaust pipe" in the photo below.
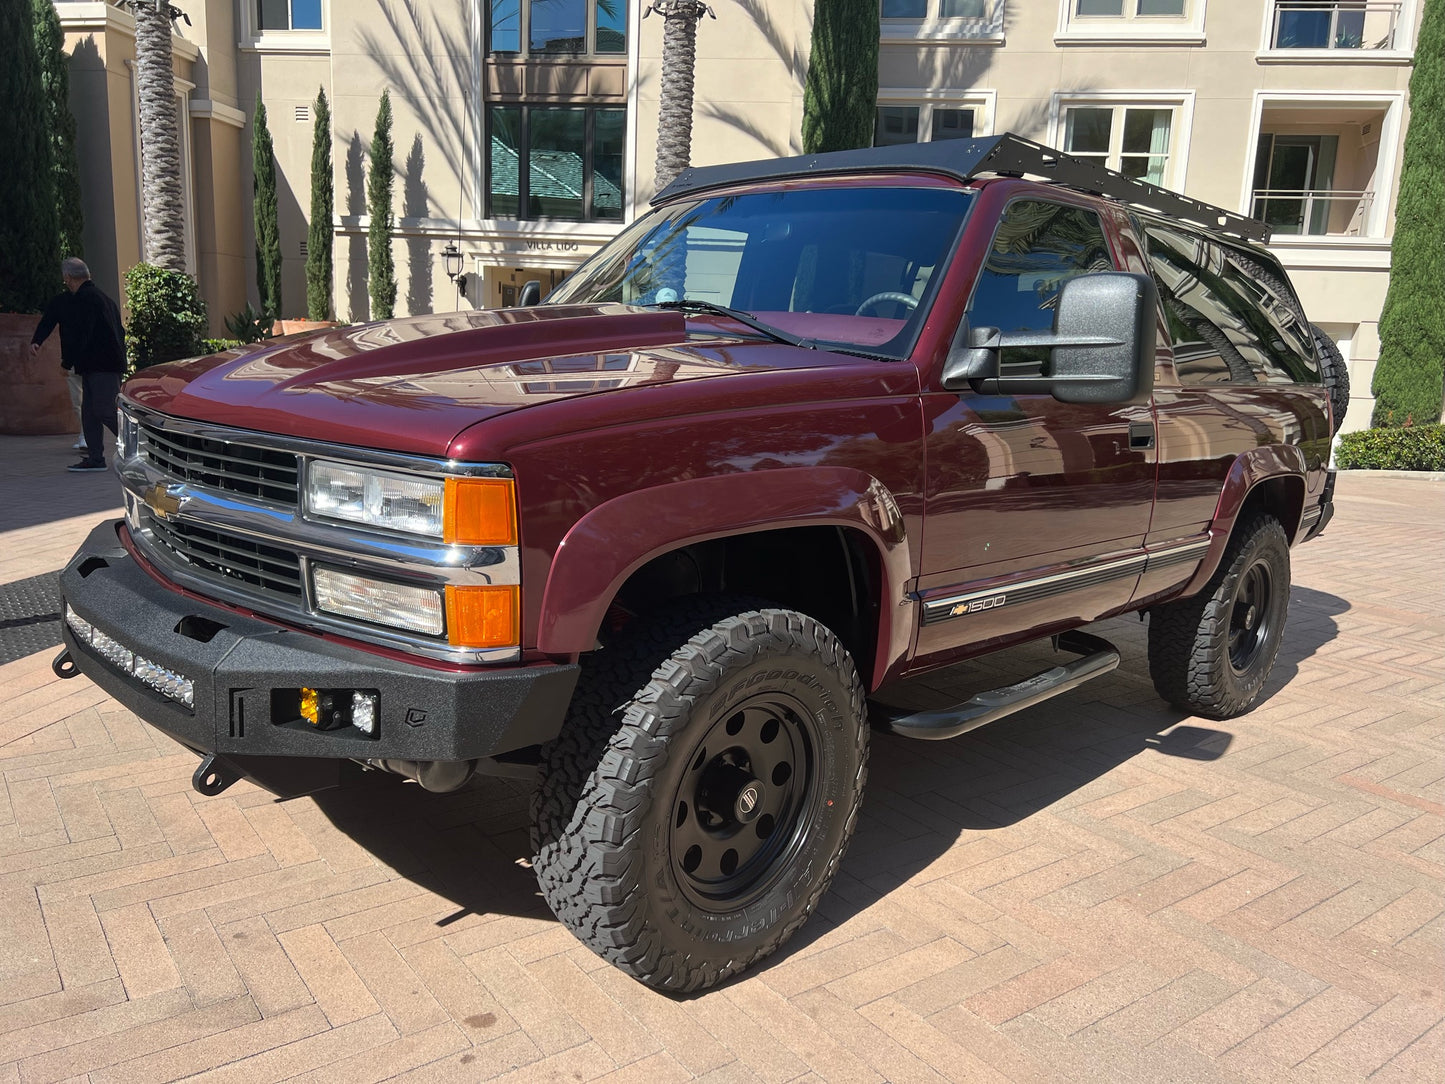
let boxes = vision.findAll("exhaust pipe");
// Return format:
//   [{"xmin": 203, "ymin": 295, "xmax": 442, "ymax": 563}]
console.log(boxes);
[{"xmin": 368, "ymin": 758, "xmax": 478, "ymax": 793}]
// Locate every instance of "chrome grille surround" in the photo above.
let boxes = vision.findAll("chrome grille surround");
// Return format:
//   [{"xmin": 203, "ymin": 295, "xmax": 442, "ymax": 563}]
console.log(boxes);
[{"xmin": 117, "ymin": 400, "xmax": 520, "ymax": 665}]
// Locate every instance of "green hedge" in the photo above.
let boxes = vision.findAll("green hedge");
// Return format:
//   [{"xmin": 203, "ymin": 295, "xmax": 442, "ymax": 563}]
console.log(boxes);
[
  {"xmin": 124, "ymin": 263, "xmax": 207, "ymax": 371},
  {"xmin": 1335, "ymin": 424, "xmax": 1445, "ymax": 471}
]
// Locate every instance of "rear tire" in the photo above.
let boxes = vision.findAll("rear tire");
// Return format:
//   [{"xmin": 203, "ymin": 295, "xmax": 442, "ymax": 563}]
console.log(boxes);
[
  {"xmin": 531, "ymin": 598, "xmax": 868, "ymax": 992},
  {"xmin": 1148, "ymin": 516, "xmax": 1290, "ymax": 719}
]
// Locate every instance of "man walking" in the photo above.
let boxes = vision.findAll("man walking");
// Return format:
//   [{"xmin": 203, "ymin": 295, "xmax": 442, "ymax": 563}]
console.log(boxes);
[{"xmin": 30, "ymin": 258, "xmax": 126, "ymax": 472}]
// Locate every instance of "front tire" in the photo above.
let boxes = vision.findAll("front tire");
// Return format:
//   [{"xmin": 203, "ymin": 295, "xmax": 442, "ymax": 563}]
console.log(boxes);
[
  {"xmin": 1148, "ymin": 516, "xmax": 1291, "ymax": 719},
  {"xmin": 532, "ymin": 599, "xmax": 868, "ymax": 992}
]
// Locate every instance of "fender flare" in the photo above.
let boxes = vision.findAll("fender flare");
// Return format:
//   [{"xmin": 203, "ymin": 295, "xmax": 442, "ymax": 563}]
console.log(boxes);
[
  {"xmin": 537, "ymin": 467, "xmax": 914, "ymax": 686},
  {"xmin": 1180, "ymin": 445, "xmax": 1307, "ymax": 596}
]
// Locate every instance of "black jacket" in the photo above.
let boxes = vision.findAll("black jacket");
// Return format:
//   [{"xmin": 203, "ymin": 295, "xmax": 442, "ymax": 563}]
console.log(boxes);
[{"xmin": 31, "ymin": 281, "xmax": 127, "ymax": 374}]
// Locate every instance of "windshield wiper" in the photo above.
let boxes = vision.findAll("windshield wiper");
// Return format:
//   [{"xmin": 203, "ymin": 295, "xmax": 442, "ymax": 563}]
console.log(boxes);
[{"xmin": 652, "ymin": 299, "xmax": 816, "ymax": 350}]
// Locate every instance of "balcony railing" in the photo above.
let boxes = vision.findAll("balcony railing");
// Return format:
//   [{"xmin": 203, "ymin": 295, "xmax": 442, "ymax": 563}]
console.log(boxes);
[
  {"xmin": 1251, "ymin": 188, "xmax": 1375, "ymax": 237},
  {"xmin": 1269, "ymin": 2, "xmax": 1401, "ymax": 50}
]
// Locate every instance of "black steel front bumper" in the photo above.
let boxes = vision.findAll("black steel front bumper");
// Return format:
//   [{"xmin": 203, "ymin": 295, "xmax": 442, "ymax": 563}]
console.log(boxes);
[{"xmin": 58, "ymin": 521, "xmax": 578, "ymax": 794}]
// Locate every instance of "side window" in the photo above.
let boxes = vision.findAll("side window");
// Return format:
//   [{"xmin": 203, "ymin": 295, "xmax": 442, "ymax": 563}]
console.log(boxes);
[
  {"xmin": 965, "ymin": 200, "xmax": 1115, "ymax": 369},
  {"xmin": 1215, "ymin": 249, "xmax": 1319, "ymax": 383},
  {"xmin": 1144, "ymin": 224, "xmax": 1318, "ymax": 385}
]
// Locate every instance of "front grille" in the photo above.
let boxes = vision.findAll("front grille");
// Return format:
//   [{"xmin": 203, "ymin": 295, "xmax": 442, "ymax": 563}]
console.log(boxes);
[
  {"xmin": 143, "ymin": 511, "xmax": 303, "ymax": 600},
  {"xmin": 140, "ymin": 422, "xmax": 300, "ymax": 506}
]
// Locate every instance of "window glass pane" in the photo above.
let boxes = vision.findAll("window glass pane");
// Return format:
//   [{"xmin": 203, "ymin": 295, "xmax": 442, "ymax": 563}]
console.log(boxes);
[
  {"xmin": 941, "ymin": 0, "xmax": 987, "ymax": 16},
  {"xmin": 931, "ymin": 108, "xmax": 974, "ymax": 141},
  {"xmin": 290, "ymin": 0, "xmax": 323, "ymax": 30},
  {"xmin": 489, "ymin": 0, "xmax": 521, "ymax": 52},
  {"xmin": 967, "ymin": 201, "xmax": 1114, "ymax": 369},
  {"xmin": 881, "ymin": 0, "xmax": 927, "ymax": 17},
  {"xmin": 258, "ymin": 0, "xmax": 289, "ymax": 30},
  {"xmin": 592, "ymin": 109, "xmax": 625, "ymax": 221},
  {"xmin": 1064, "ymin": 108, "xmax": 1111, "ymax": 155},
  {"xmin": 1217, "ymin": 248, "xmax": 1318, "ymax": 382},
  {"xmin": 531, "ymin": 0, "xmax": 586, "ymax": 52},
  {"xmin": 595, "ymin": 0, "xmax": 626, "ymax": 53},
  {"xmin": 1145, "ymin": 226, "xmax": 1258, "ymax": 384},
  {"xmin": 488, "ymin": 106, "xmax": 522, "ymax": 219},
  {"xmin": 1076, "ymin": 0, "xmax": 1124, "ymax": 14},
  {"xmin": 874, "ymin": 106, "xmax": 920, "ymax": 147},
  {"xmin": 529, "ymin": 108, "xmax": 587, "ymax": 220},
  {"xmin": 1276, "ymin": 8, "xmax": 1332, "ymax": 47},
  {"xmin": 1135, "ymin": 0, "xmax": 1184, "ymax": 14},
  {"xmin": 1119, "ymin": 108, "xmax": 1170, "ymax": 184}
]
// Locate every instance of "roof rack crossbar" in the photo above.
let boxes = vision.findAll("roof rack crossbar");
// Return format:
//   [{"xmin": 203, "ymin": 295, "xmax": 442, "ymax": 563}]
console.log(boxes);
[{"xmin": 654, "ymin": 132, "xmax": 1272, "ymax": 245}]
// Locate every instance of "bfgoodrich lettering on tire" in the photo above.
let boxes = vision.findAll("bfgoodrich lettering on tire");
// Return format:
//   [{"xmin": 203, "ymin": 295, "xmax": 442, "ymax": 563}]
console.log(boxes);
[
  {"xmin": 1147, "ymin": 515, "xmax": 1291, "ymax": 719},
  {"xmin": 531, "ymin": 598, "xmax": 868, "ymax": 992}
]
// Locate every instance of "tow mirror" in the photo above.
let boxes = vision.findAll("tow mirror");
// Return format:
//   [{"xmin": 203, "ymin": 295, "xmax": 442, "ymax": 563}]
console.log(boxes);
[
  {"xmin": 516, "ymin": 280, "xmax": 542, "ymax": 307},
  {"xmin": 943, "ymin": 272, "xmax": 1157, "ymax": 404}
]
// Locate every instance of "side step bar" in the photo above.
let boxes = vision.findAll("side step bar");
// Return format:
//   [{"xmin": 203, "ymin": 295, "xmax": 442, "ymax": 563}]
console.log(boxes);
[{"xmin": 873, "ymin": 631, "xmax": 1120, "ymax": 741}]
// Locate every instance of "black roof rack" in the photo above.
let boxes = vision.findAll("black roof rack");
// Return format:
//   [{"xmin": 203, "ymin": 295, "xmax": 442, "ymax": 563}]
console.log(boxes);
[{"xmin": 653, "ymin": 132, "xmax": 1272, "ymax": 245}]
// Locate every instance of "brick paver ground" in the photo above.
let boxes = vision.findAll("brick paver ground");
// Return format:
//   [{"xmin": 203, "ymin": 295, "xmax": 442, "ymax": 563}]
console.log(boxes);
[{"xmin": 1, "ymin": 435, "xmax": 1440, "ymax": 1082}]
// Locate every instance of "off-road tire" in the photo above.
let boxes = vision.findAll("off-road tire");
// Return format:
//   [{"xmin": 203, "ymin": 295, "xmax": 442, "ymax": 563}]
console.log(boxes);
[
  {"xmin": 1309, "ymin": 323, "xmax": 1350, "ymax": 434},
  {"xmin": 531, "ymin": 597, "xmax": 868, "ymax": 992},
  {"xmin": 1148, "ymin": 516, "xmax": 1291, "ymax": 719}
]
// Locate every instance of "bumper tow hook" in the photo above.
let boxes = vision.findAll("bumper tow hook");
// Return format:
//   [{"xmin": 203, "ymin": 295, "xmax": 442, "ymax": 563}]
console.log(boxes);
[
  {"xmin": 52, "ymin": 649, "xmax": 78, "ymax": 679},
  {"xmin": 192, "ymin": 754, "xmax": 242, "ymax": 797}
]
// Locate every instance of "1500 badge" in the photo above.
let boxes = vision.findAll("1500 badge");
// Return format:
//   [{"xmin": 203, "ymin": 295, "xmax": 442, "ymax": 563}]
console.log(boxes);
[{"xmin": 951, "ymin": 594, "xmax": 1007, "ymax": 617}]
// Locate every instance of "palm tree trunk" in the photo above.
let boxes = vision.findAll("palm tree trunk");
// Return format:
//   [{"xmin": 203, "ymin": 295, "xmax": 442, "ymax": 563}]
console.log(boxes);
[
  {"xmin": 132, "ymin": 1, "xmax": 187, "ymax": 271},
  {"xmin": 649, "ymin": 1, "xmax": 713, "ymax": 194}
]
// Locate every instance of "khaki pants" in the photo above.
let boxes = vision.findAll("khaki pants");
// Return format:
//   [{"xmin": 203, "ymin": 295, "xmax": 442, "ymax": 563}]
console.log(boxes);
[{"xmin": 66, "ymin": 370, "xmax": 84, "ymax": 444}]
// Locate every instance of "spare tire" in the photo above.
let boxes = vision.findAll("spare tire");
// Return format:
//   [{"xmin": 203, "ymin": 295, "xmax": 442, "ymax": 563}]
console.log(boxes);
[{"xmin": 1310, "ymin": 323, "xmax": 1350, "ymax": 434}]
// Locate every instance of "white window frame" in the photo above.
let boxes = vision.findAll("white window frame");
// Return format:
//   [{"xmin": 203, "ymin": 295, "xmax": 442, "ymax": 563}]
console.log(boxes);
[
  {"xmin": 240, "ymin": 0, "xmax": 330, "ymax": 54},
  {"xmin": 881, "ymin": 0, "xmax": 1005, "ymax": 45},
  {"xmin": 1239, "ymin": 90, "xmax": 1405, "ymax": 248},
  {"xmin": 1256, "ymin": 0, "xmax": 1416, "ymax": 63},
  {"xmin": 1055, "ymin": 0, "xmax": 1207, "ymax": 45},
  {"xmin": 875, "ymin": 89, "xmax": 997, "ymax": 146},
  {"xmin": 1049, "ymin": 92, "xmax": 1196, "ymax": 191}
]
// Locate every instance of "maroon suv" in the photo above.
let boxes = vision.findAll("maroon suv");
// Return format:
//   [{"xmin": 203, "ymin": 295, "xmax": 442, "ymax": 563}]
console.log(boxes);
[{"xmin": 56, "ymin": 134, "xmax": 1341, "ymax": 991}]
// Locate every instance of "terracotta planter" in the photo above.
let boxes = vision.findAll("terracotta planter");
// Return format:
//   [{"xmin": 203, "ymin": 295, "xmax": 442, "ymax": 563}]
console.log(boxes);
[
  {"xmin": 271, "ymin": 319, "xmax": 341, "ymax": 337},
  {"xmin": 0, "ymin": 312, "xmax": 73, "ymax": 436}
]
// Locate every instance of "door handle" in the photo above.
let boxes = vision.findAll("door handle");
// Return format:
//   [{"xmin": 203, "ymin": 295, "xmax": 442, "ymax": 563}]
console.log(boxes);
[{"xmin": 1129, "ymin": 421, "xmax": 1155, "ymax": 450}]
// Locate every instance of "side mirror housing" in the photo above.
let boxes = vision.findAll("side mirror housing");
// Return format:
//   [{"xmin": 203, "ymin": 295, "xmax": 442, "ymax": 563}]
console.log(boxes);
[
  {"xmin": 942, "ymin": 272, "xmax": 1157, "ymax": 404},
  {"xmin": 517, "ymin": 279, "xmax": 542, "ymax": 307}
]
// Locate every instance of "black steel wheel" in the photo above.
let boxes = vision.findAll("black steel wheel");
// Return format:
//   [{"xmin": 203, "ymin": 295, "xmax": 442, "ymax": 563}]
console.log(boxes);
[
  {"xmin": 531, "ymin": 598, "xmax": 868, "ymax": 992},
  {"xmin": 1148, "ymin": 515, "xmax": 1291, "ymax": 719}
]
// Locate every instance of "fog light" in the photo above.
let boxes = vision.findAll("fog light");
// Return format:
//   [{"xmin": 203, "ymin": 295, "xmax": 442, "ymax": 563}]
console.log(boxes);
[
  {"xmin": 301, "ymin": 687, "xmax": 323, "ymax": 727},
  {"xmin": 312, "ymin": 567, "xmax": 445, "ymax": 636},
  {"xmin": 351, "ymin": 692, "xmax": 377, "ymax": 735}
]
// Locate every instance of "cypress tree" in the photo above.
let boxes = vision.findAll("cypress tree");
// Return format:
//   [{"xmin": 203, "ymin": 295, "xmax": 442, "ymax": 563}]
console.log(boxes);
[
  {"xmin": 306, "ymin": 87, "xmax": 333, "ymax": 321},
  {"xmin": 0, "ymin": 0, "xmax": 59, "ymax": 312},
  {"xmin": 801, "ymin": 0, "xmax": 880, "ymax": 154},
  {"xmin": 252, "ymin": 92, "xmax": 282, "ymax": 319},
  {"xmin": 368, "ymin": 90, "xmax": 397, "ymax": 320},
  {"xmin": 33, "ymin": 0, "xmax": 84, "ymax": 261},
  {"xmin": 1371, "ymin": 0, "xmax": 1445, "ymax": 426}
]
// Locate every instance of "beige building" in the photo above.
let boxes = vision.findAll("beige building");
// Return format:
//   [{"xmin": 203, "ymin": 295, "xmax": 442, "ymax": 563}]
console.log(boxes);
[{"xmin": 58, "ymin": 0, "xmax": 1425, "ymax": 432}]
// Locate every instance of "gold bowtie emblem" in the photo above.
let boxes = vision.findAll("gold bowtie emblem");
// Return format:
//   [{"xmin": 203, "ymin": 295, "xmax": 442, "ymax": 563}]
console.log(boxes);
[{"xmin": 143, "ymin": 483, "xmax": 184, "ymax": 521}]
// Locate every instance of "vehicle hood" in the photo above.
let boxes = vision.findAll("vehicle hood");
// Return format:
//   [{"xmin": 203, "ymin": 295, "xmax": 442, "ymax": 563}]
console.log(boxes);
[{"xmin": 123, "ymin": 305, "xmax": 850, "ymax": 456}]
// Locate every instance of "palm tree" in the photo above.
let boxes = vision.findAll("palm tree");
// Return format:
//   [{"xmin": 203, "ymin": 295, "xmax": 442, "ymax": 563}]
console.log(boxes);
[
  {"xmin": 128, "ymin": 1, "xmax": 187, "ymax": 270},
  {"xmin": 645, "ymin": 1, "xmax": 715, "ymax": 193}
]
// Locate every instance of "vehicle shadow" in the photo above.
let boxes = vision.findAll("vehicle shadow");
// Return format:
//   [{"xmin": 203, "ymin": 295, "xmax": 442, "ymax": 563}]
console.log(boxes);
[{"xmin": 301, "ymin": 613, "xmax": 1244, "ymax": 992}]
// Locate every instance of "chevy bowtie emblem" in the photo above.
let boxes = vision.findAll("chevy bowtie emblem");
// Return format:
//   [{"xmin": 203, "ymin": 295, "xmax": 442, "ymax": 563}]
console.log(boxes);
[{"xmin": 143, "ymin": 483, "xmax": 186, "ymax": 521}]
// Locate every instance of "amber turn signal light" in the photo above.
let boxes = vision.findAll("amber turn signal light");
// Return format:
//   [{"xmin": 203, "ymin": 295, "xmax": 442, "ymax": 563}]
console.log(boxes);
[
  {"xmin": 446, "ymin": 585, "xmax": 519, "ymax": 649},
  {"xmin": 444, "ymin": 477, "xmax": 517, "ymax": 546}
]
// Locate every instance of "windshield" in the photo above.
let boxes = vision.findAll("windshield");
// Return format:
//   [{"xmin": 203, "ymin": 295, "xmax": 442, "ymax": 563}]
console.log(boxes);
[{"xmin": 548, "ymin": 186, "xmax": 974, "ymax": 357}]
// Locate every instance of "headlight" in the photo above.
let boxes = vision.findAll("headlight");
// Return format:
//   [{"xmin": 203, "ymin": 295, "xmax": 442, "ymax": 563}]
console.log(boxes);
[
  {"xmin": 313, "ymin": 567, "xmax": 445, "ymax": 635},
  {"xmin": 305, "ymin": 461, "xmax": 518, "ymax": 545},
  {"xmin": 306, "ymin": 462, "xmax": 446, "ymax": 538}
]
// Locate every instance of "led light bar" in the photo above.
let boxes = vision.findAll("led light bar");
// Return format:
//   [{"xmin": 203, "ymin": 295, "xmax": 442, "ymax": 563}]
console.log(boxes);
[{"xmin": 65, "ymin": 606, "xmax": 194, "ymax": 709}]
